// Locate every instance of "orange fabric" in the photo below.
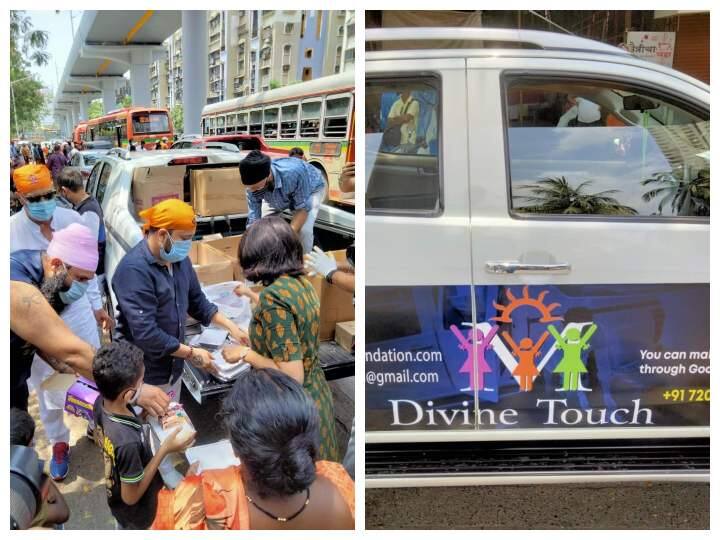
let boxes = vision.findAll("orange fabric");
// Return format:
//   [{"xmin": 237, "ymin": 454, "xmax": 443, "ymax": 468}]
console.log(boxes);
[
  {"xmin": 13, "ymin": 164, "xmax": 54, "ymax": 194},
  {"xmin": 151, "ymin": 461, "xmax": 354, "ymax": 530},
  {"xmin": 139, "ymin": 198, "xmax": 196, "ymax": 232}
]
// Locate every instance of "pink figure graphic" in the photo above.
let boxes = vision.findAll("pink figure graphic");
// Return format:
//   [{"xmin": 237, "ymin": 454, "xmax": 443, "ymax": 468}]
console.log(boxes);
[{"xmin": 450, "ymin": 324, "xmax": 498, "ymax": 391}]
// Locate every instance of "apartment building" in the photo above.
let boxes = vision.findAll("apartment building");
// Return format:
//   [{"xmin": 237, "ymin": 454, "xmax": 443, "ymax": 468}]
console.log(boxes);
[{"xmin": 149, "ymin": 11, "xmax": 352, "ymax": 108}]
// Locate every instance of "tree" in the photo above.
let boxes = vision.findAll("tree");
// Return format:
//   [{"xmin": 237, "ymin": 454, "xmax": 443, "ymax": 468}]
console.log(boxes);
[
  {"xmin": 10, "ymin": 11, "xmax": 49, "ymax": 136},
  {"xmin": 269, "ymin": 80, "xmax": 281, "ymax": 90},
  {"xmin": 119, "ymin": 95, "xmax": 132, "ymax": 108},
  {"xmin": 514, "ymin": 176, "xmax": 638, "ymax": 216},
  {"xmin": 88, "ymin": 99, "xmax": 104, "ymax": 119},
  {"xmin": 171, "ymin": 103, "xmax": 184, "ymax": 134},
  {"xmin": 641, "ymin": 169, "xmax": 710, "ymax": 217}
]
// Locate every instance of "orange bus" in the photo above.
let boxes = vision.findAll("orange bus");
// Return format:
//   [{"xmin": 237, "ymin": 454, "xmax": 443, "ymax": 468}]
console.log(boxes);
[
  {"xmin": 72, "ymin": 122, "xmax": 88, "ymax": 145},
  {"xmin": 76, "ymin": 107, "xmax": 173, "ymax": 150}
]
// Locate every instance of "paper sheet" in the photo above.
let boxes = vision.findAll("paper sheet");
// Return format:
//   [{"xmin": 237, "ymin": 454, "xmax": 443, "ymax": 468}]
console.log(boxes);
[{"xmin": 184, "ymin": 440, "xmax": 240, "ymax": 473}]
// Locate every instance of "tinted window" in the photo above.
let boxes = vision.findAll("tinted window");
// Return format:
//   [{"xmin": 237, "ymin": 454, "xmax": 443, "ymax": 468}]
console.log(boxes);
[
  {"xmin": 366, "ymin": 76, "xmax": 441, "ymax": 214},
  {"xmin": 96, "ymin": 163, "xmax": 112, "ymax": 204},
  {"xmin": 505, "ymin": 77, "xmax": 710, "ymax": 218},
  {"xmin": 132, "ymin": 112, "xmax": 170, "ymax": 135},
  {"xmin": 86, "ymin": 162, "xmax": 103, "ymax": 196}
]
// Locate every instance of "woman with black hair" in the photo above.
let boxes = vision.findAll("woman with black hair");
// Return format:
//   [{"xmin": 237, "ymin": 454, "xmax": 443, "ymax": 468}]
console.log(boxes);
[
  {"xmin": 152, "ymin": 369, "xmax": 354, "ymax": 529},
  {"xmin": 223, "ymin": 216, "xmax": 339, "ymax": 461}
]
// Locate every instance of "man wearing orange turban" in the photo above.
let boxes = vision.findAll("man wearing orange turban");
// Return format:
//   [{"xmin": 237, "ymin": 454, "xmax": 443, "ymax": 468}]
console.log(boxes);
[
  {"xmin": 112, "ymin": 199, "xmax": 247, "ymax": 488},
  {"xmin": 10, "ymin": 163, "xmax": 110, "ymax": 481}
]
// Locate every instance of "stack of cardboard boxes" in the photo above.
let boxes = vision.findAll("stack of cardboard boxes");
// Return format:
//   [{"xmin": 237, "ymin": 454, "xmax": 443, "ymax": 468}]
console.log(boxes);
[{"xmin": 132, "ymin": 166, "xmax": 354, "ymax": 347}]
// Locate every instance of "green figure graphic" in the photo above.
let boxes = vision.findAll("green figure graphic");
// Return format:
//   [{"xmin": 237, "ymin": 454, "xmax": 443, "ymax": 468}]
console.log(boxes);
[{"xmin": 548, "ymin": 323, "xmax": 598, "ymax": 391}]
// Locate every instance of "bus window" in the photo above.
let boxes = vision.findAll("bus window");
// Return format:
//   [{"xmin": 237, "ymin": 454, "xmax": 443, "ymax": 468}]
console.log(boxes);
[
  {"xmin": 217, "ymin": 115, "xmax": 226, "ymax": 135},
  {"xmin": 202, "ymin": 118, "xmax": 209, "ymax": 135},
  {"xmin": 280, "ymin": 104, "xmax": 298, "ymax": 138},
  {"xmin": 301, "ymin": 100, "xmax": 322, "ymax": 138},
  {"xmin": 263, "ymin": 107, "xmax": 279, "ymax": 138},
  {"xmin": 323, "ymin": 95, "xmax": 351, "ymax": 138},
  {"xmin": 249, "ymin": 110, "xmax": 262, "ymax": 135},
  {"xmin": 132, "ymin": 112, "xmax": 170, "ymax": 135},
  {"xmin": 237, "ymin": 112, "xmax": 248, "ymax": 133},
  {"xmin": 226, "ymin": 114, "xmax": 237, "ymax": 134},
  {"xmin": 208, "ymin": 116, "xmax": 216, "ymax": 135}
]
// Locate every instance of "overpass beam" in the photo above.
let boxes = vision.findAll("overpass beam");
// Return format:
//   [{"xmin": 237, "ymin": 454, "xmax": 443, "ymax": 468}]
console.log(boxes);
[{"xmin": 182, "ymin": 11, "xmax": 208, "ymax": 135}]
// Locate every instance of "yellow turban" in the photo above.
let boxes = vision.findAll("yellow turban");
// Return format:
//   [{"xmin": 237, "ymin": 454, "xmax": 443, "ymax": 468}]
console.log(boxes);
[
  {"xmin": 13, "ymin": 164, "xmax": 54, "ymax": 195},
  {"xmin": 139, "ymin": 198, "xmax": 196, "ymax": 232}
]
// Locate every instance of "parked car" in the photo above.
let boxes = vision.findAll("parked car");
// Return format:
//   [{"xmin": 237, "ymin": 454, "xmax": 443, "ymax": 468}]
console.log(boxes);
[
  {"xmin": 68, "ymin": 149, "xmax": 111, "ymax": 182},
  {"xmin": 172, "ymin": 134, "xmax": 288, "ymax": 159},
  {"xmin": 365, "ymin": 27, "xmax": 709, "ymax": 487},
  {"xmin": 170, "ymin": 140, "xmax": 240, "ymax": 153}
]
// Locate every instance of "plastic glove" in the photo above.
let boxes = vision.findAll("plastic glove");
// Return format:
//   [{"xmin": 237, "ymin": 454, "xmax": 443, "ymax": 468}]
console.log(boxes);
[{"xmin": 304, "ymin": 246, "xmax": 337, "ymax": 278}]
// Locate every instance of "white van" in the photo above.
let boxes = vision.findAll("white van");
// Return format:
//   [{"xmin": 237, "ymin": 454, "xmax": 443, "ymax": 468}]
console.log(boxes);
[{"xmin": 365, "ymin": 28, "xmax": 709, "ymax": 487}]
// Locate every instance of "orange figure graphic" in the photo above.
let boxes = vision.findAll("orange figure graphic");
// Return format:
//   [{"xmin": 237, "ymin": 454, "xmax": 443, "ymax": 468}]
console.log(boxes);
[{"xmin": 501, "ymin": 330, "xmax": 550, "ymax": 391}]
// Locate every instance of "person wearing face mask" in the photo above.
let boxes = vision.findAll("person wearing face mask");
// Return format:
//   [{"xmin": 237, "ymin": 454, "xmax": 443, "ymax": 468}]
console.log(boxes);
[
  {"xmin": 111, "ymin": 199, "xmax": 247, "ymax": 488},
  {"xmin": 10, "ymin": 164, "xmax": 110, "ymax": 482},
  {"xmin": 10, "ymin": 222, "xmax": 99, "ymax": 415},
  {"xmin": 240, "ymin": 150, "xmax": 326, "ymax": 254}
]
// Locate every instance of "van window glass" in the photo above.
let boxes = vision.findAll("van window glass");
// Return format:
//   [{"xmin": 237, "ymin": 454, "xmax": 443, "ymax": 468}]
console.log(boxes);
[
  {"xmin": 96, "ymin": 163, "xmax": 112, "ymax": 204},
  {"xmin": 366, "ymin": 76, "xmax": 441, "ymax": 214},
  {"xmin": 505, "ymin": 78, "xmax": 710, "ymax": 218},
  {"xmin": 86, "ymin": 162, "xmax": 103, "ymax": 196}
]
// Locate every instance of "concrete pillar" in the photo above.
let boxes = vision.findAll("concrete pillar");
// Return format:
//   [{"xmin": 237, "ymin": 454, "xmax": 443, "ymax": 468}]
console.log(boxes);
[
  {"xmin": 182, "ymin": 11, "xmax": 208, "ymax": 135},
  {"xmin": 129, "ymin": 49, "xmax": 152, "ymax": 106},
  {"xmin": 79, "ymin": 96, "xmax": 90, "ymax": 121},
  {"xmin": 102, "ymin": 79, "xmax": 117, "ymax": 113},
  {"xmin": 71, "ymin": 103, "xmax": 80, "ymax": 128}
]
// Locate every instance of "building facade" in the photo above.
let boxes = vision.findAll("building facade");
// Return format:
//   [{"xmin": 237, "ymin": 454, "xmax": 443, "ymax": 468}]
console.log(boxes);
[{"xmin": 148, "ymin": 10, "xmax": 353, "ymax": 108}]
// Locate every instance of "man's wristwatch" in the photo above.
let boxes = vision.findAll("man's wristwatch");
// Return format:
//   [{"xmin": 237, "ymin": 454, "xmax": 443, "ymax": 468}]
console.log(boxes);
[{"xmin": 325, "ymin": 269, "xmax": 338, "ymax": 284}]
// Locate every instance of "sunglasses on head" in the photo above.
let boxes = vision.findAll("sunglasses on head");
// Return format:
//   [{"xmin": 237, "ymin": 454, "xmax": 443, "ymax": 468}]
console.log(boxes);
[{"xmin": 25, "ymin": 191, "xmax": 56, "ymax": 204}]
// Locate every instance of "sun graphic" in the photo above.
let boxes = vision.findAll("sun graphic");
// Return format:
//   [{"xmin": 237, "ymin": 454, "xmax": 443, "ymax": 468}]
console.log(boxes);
[{"xmin": 491, "ymin": 285, "xmax": 564, "ymax": 324}]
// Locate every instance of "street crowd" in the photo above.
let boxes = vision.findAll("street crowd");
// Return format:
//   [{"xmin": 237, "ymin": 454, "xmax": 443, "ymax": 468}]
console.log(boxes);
[{"xmin": 9, "ymin": 140, "xmax": 356, "ymax": 530}]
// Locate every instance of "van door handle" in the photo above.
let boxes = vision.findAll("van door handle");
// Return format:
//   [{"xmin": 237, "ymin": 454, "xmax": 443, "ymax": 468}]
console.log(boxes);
[{"xmin": 485, "ymin": 261, "xmax": 571, "ymax": 274}]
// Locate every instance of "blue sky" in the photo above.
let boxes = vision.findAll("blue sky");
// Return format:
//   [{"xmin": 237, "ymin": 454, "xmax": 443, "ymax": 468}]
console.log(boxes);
[{"xmin": 26, "ymin": 11, "xmax": 81, "ymax": 93}]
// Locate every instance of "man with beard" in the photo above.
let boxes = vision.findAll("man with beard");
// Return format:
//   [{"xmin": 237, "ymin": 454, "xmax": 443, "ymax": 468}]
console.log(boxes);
[
  {"xmin": 240, "ymin": 150, "xmax": 326, "ymax": 254},
  {"xmin": 10, "ymin": 164, "xmax": 107, "ymax": 481},
  {"xmin": 10, "ymin": 223, "xmax": 98, "ymax": 415}
]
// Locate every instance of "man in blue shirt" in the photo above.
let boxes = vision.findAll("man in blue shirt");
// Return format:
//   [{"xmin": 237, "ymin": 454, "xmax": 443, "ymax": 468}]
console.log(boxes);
[
  {"xmin": 240, "ymin": 150, "xmax": 326, "ymax": 253},
  {"xmin": 112, "ymin": 199, "xmax": 247, "ymax": 487}
]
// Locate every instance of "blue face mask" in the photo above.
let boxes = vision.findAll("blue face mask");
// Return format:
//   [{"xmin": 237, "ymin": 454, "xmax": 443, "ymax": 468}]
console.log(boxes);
[
  {"xmin": 26, "ymin": 199, "xmax": 57, "ymax": 221},
  {"xmin": 160, "ymin": 234, "xmax": 192, "ymax": 263},
  {"xmin": 59, "ymin": 279, "xmax": 89, "ymax": 304}
]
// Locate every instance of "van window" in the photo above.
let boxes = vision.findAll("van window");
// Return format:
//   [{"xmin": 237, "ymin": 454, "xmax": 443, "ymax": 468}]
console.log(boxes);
[
  {"xmin": 95, "ymin": 163, "xmax": 112, "ymax": 204},
  {"xmin": 366, "ymin": 76, "xmax": 441, "ymax": 214},
  {"xmin": 504, "ymin": 77, "xmax": 710, "ymax": 218}
]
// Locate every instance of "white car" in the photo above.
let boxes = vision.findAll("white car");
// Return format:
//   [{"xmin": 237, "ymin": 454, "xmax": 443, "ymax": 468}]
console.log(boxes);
[
  {"xmin": 365, "ymin": 28, "xmax": 709, "ymax": 486},
  {"xmin": 84, "ymin": 148, "xmax": 247, "ymax": 312}
]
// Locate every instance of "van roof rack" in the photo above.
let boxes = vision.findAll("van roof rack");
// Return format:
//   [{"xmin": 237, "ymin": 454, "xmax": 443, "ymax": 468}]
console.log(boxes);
[{"xmin": 366, "ymin": 27, "xmax": 631, "ymax": 57}]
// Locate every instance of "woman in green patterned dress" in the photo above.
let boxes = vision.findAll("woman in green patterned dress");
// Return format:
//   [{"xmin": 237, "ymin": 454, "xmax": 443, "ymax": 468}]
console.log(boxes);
[{"xmin": 222, "ymin": 216, "xmax": 339, "ymax": 461}]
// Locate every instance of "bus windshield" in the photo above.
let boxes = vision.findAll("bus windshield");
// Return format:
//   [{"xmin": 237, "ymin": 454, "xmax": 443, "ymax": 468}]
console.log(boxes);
[{"xmin": 132, "ymin": 112, "xmax": 170, "ymax": 134}]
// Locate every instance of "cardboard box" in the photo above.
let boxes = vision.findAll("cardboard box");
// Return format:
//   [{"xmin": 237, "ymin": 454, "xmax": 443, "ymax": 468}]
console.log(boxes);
[
  {"xmin": 132, "ymin": 166, "xmax": 184, "ymax": 213},
  {"xmin": 190, "ymin": 242, "xmax": 235, "ymax": 286},
  {"xmin": 202, "ymin": 233, "xmax": 244, "ymax": 281},
  {"xmin": 335, "ymin": 321, "xmax": 355, "ymax": 352},
  {"xmin": 191, "ymin": 168, "xmax": 248, "ymax": 217},
  {"xmin": 64, "ymin": 377, "xmax": 99, "ymax": 422},
  {"xmin": 308, "ymin": 250, "xmax": 355, "ymax": 341}
]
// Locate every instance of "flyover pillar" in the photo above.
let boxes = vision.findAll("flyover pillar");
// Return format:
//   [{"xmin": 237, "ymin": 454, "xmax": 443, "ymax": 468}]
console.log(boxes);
[
  {"xmin": 129, "ymin": 49, "xmax": 152, "ymax": 106},
  {"xmin": 101, "ymin": 79, "xmax": 117, "ymax": 113},
  {"xmin": 182, "ymin": 11, "xmax": 208, "ymax": 135},
  {"xmin": 79, "ymin": 95, "xmax": 91, "ymax": 121}
]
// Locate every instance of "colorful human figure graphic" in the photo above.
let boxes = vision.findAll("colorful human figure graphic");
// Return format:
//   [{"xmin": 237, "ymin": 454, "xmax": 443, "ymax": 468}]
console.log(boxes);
[
  {"xmin": 548, "ymin": 323, "xmax": 598, "ymax": 391},
  {"xmin": 450, "ymin": 324, "xmax": 497, "ymax": 392},
  {"xmin": 501, "ymin": 331, "xmax": 550, "ymax": 392}
]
